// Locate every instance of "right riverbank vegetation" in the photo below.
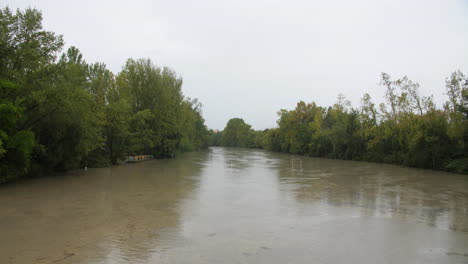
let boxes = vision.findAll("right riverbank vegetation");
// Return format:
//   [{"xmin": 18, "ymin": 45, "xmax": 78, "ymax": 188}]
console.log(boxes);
[
  {"xmin": 1, "ymin": 7, "xmax": 467, "ymax": 184},
  {"xmin": 209, "ymin": 73, "xmax": 467, "ymax": 174}
]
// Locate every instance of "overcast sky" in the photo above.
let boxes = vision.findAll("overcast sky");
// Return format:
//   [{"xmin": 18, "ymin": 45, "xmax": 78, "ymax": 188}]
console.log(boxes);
[{"xmin": 5, "ymin": 0, "xmax": 468, "ymax": 130}]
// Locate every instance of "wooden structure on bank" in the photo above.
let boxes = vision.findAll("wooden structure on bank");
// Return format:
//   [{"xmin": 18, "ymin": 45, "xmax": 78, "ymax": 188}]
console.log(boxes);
[{"xmin": 126, "ymin": 155, "xmax": 154, "ymax": 163}]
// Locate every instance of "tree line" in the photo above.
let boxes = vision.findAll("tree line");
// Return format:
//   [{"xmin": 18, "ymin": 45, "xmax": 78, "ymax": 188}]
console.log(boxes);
[
  {"xmin": 211, "ymin": 72, "xmax": 467, "ymax": 174},
  {"xmin": 0, "ymin": 7, "xmax": 209, "ymax": 183},
  {"xmin": 2, "ymin": 7, "xmax": 466, "ymax": 184}
]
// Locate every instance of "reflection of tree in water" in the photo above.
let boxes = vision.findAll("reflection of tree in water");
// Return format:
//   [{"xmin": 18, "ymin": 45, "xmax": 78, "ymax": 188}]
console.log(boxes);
[
  {"xmin": 276, "ymin": 155, "xmax": 468, "ymax": 232},
  {"xmin": 220, "ymin": 147, "xmax": 280, "ymax": 172},
  {"xmin": 0, "ymin": 150, "xmax": 210, "ymax": 264}
]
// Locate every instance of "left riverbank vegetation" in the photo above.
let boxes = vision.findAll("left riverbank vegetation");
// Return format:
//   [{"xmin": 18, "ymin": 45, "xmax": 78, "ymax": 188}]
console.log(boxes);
[
  {"xmin": 0, "ymin": 7, "xmax": 209, "ymax": 183},
  {"xmin": 211, "ymin": 72, "xmax": 467, "ymax": 174}
]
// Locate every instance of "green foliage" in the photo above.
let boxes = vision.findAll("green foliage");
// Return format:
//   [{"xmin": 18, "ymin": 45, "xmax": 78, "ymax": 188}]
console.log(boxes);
[
  {"xmin": 0, "ymin": 7, "xmax": 63, "ymax": 83},
  {"xmin": 207, "ymin": 129, "xmax": 223, "ymax": 146},
  {"xmin": 221, "ymin": 118, "xmax": 256, "ymax": 148},
  {"xmin": 215, "ymin": 72, "xmax": 467, "ymax": 174},
  {"xmin": 0, "ymin": 79, "xmax": 36, "ymax": 182},
  {"xmin": 0, "ymin": 7, "xmax": 209, "ymax": 183},
  {"xmin": 116, "ymin": 59, "xmax": 208, "ymax": 158},
  {"xmin": 1, "ymin": 6, "xmax": 466, "ymax": 183},
  {"xmin": 446, "ymin": 158, "xmax": 468, "ymax": 174}
]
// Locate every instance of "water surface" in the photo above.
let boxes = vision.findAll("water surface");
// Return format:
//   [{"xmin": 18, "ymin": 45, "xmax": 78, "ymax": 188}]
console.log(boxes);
[{"xmin": 1, "ymin": 147, "xmax": 467, "ymax": 263}]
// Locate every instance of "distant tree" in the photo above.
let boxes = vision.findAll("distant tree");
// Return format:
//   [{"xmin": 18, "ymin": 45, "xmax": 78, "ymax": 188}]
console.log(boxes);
[
  {"xmin": 221, "ymin": 118, "xmax": 255, "ymax": 148},
  {"xmin": 245, "ymin": 72, "xmax": 468, "ymax": 173}
]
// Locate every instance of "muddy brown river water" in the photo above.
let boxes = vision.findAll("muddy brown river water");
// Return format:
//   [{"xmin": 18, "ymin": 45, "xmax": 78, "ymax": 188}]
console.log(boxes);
[{"xmin": 1, "ymin": 147, "xmax": 468, "ymax": 264}]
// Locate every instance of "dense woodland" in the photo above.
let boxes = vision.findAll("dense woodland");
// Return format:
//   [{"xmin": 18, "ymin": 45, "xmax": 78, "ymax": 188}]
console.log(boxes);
[
  {"xmin": 211, "ymin": 72, "xmax": 467, "ymax": 174},
  {"xmin": 0, "ymin": 8, "xmax": 209, "ymax": 183},
  {"xmin": 1, "ymin": 8, "xmax": 467, "ymax": 184}
]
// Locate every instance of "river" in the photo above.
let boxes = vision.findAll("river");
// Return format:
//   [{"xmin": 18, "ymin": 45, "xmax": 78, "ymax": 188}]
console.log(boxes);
[{"xmin": 1, "ymin": 147, "xmax": 467, "ymax": 263}]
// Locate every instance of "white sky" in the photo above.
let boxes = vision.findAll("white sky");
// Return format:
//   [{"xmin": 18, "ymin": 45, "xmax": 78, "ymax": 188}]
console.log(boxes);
[{"xmin": 5, "ymin": 0, "xmax": 468, "ymax": 130}]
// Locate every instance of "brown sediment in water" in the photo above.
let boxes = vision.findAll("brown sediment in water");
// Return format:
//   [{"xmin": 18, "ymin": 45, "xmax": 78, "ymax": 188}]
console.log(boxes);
[{"xmin": 1, "ymin": 147, "xmax": 467, "ymax": 264}]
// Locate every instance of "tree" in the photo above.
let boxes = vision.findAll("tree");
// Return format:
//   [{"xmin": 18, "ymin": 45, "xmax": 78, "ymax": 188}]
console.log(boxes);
[
  {"xmin": 0, "ymin": 7, "xmax": 210, "ymax": 182},
  {"xmin": 245, "ymin": 72, "xmax": 467, "ymax": 173},
  {"xmin": 221, "ymin": 118, "xmax": 255, "ymax": 148},
  {"xmin": 0, "ymin": 79, "xmax": 35, "ymax": 182},
  {"xmin": 0, "ymin": 7, "xmax": 63, "ymax": 180}
]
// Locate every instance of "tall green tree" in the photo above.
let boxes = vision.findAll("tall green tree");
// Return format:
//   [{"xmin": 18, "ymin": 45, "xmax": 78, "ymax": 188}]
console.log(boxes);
[
  {"xmin": 0, "ymin": 7, "xmax": 63, "ymax": 181},
  {"xmin": 0, "ymin": 7, "xmax": 210, "ymax": 182},
  {"xmin": 230, "ymin": 71, "xmax": 468, "ymax": 174},
  {"xmin": 221, "ymin": 118, "xmax": 255, "ymax": 148}
]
